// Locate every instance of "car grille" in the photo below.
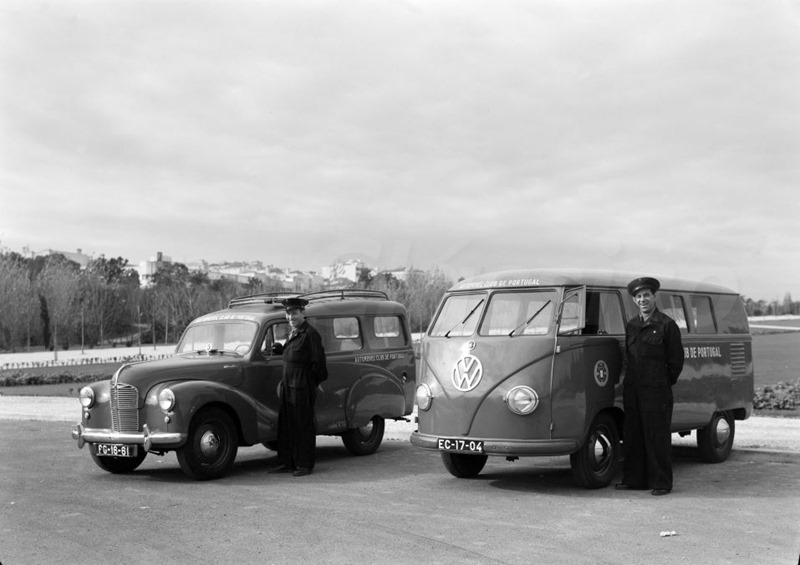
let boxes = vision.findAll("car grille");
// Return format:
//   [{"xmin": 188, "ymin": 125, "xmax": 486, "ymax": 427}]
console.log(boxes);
[{"xmin": 111, "ymin": 383, "xmax": 139, "ymax": 432}]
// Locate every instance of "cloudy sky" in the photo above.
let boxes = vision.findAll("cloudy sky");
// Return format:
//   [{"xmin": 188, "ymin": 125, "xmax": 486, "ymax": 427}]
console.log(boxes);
[{"xmin": 1, "ymin": 0, "xmax": 798, "ymax": 300}]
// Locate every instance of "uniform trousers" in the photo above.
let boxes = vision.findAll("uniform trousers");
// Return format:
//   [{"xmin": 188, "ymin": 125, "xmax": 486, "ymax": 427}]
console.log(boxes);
[
  {"xmin": 622, "ymin": 386, "xmax": 674, "ymax": 491},
  {"xmin": 276, "ymin": 385, "xmax": 317, "ymax": 470}
]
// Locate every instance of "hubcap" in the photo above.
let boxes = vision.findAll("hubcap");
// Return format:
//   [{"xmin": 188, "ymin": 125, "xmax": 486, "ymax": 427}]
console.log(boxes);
[
  {"xmin": 715, "ymin": 418, "xmax": 730, "ymax": 446},
  {"xmin": 199, "ymin": 430, "xmax": 221, "ymax": 458},
  {"xmin": 592, "ymin": 430, "xmax": 611, "ymax": 468}
]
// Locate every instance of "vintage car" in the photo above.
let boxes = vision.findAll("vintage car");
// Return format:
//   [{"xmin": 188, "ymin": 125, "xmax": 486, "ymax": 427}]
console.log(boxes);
[{"xmin": 72, "ymin": 289, "xmax": 416, "ymax": 480}]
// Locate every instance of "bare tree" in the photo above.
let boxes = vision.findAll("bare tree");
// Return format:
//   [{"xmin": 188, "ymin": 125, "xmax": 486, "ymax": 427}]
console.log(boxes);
[{"xmin": 36, "ymin": 255, "xmax": 81, "ymax": 360}]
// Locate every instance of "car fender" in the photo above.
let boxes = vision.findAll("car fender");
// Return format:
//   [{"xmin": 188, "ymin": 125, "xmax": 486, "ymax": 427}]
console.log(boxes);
[{"xmin": 345, "ymin": 371, "xmax": 406, "ymax": 428}]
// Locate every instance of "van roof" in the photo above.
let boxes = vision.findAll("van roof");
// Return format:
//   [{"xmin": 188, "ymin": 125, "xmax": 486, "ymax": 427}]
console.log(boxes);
[{"xmin": 450, "ymin": 268, "xmax": 739, "ymax": 295}]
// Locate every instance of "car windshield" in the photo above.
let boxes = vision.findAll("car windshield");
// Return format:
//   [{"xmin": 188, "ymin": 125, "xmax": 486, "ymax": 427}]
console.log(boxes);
[{"xmin": 176, "ymin": 320, "xmax": 258, "ymax": 354}]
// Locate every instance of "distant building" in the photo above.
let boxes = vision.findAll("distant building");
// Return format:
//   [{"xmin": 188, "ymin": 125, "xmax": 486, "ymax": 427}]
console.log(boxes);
[
  {"xmin": 322, "ymin": 259, "xmax": 368, "ymax": 283},
  {"xmin": 33, "ymin": 248, "xmax": 92, "ymax": 269},
  {"xmin": 138, "ymin": 251, "xmax": 172, "ymax": 287}
]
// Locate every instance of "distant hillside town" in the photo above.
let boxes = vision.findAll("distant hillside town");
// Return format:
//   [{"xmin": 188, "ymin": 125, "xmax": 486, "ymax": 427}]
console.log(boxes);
[{"xmin": 19, "ymin": 247, "xmax": 417, "ymax": 293}]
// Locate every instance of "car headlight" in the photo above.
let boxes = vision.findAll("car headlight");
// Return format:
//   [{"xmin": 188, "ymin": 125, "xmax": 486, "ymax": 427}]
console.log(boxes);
[
  {"xmin": 416, "ymin": 384, "xmax": 432, "ymax": 411},
  {"xmin": 158, "ymin": 388, "xmax": 176, "ymax": 412},
  {"xmin": 505, "ymin": 386, "xmax": 539, "ymax": 415},
  {"xmin": 79, "ymin": 386, "xmax": 95, "ymax": 408}
]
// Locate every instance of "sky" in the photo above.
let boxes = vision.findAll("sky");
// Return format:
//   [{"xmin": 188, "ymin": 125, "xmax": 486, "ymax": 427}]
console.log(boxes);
[{"xmin": 1, "ymin": 0, "xmax": 798, "ymax": 301}]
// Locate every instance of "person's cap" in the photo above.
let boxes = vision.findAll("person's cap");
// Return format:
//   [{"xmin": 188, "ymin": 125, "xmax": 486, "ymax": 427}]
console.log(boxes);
[
  {"xmin": 281, "ymin": 297, "xmax": 309, "ymax": 311},
  {"xmin": 627, "ymin": 277, "xmax": 660, "ymax": 296}
]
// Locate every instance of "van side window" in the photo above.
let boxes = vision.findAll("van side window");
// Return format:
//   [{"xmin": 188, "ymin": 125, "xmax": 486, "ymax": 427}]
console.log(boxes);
[
  {"xmin": 660, "ymin": 294, "xmax": 689, "ymax": 334},
  {"xmin": 690, "ymin": 295, "xmax": 717, "ymax": 334},
  {"xmin": 583, "ymin": 291, "xmax": 625, "ymax": 335},
  {"xmin": 373, "ymin": 316, "xmax": 407, "ymax": 349}
]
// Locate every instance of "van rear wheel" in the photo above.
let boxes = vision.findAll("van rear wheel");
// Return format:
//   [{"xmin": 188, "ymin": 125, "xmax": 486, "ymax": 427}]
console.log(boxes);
[
  {"xmin": 697, "ymin": 411, "xmax": 735, "ymax": 463},
  {"xmin": 570, "ymin": 412, "xmax": 620, "ymax": 489},
  {"xmin": 441, "ymin": 452, "xmax": 488, "ymax": 478}
]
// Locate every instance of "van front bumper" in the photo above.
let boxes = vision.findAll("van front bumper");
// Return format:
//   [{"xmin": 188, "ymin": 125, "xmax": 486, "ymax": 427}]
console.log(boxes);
[
  {"xmin": 410, "ymin": 431, "xmax": 580, "ymax": 457},
  {"xmin": 72, "ymin": 422, "xmax": 186, "ymax": 452}
]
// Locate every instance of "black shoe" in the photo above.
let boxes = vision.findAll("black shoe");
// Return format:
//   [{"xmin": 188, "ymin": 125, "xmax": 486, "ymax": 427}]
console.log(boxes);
[
  {"xmin": 292, "ymin": 467, "xmax": 312, "ymax": 477},
  {"xmin": 652, "ymin": 488, "xmax": 671, "ymax": 496},
  {"xmin": 268, "ymin": 464, "xmax": 293, "ymax": 474}
]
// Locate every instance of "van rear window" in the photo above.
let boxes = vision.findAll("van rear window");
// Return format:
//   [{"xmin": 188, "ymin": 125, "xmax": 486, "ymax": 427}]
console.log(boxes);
[{"xmin": 691, "ymin": 295, "xmax": 717, "ymax": 334}]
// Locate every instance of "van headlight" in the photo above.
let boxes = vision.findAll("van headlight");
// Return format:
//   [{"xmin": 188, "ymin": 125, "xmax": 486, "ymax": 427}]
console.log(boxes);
[
  {"xmin": 416, "ymin": 384, "xmax": 432, "ymax": 411},
  {"xmin": 158, "ymin": 388, "xmax": 176, "ymax": 412},
  {"xmin": 505, "ymin": 386, "xmax": 539, "ymax": 415},
  {"xmin": 79, "ymin": 386, "xmax": 95, "ymax": 408}
]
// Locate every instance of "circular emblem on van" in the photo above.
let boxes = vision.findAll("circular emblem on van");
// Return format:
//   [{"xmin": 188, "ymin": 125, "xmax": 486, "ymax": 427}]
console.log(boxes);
[
  {"xmin": 594, "ymin": 360, "xmax": 610, "ymax": 387},
  {"xmin": 452, "ymin": 355, "xmax": 483, "ymax": 392},
  {"xmin": 466, "ymin": 340, "xmax": 476, "ymax": 351}
]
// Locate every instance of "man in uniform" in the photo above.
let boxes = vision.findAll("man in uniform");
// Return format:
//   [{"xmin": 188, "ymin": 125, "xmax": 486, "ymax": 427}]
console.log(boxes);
[
  {"xmin": 616, "ymin": 277, "xmax": 684, "ymax": 495},
  {"xmin": 269, "ymin": 297, "xmax": 328, "ymax": 477}
]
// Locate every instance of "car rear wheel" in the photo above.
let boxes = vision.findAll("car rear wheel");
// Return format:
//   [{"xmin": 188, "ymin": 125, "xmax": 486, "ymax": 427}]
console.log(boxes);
[
  {"xmin": 441, "ymin": 452, "xmax": 488, "ymax": 478},
  {"xmin": 90, "ymin": 447, "xmax": 147, "ymax": 474},
  {"xmin": 570, "ymin": 412, "xmax": 620, "ymax": 489},
  {"xmin": 697, "ymin": 411, "xmax": 735, "ymax": 463},
  {"xmin": 177, "ymin": 408, "xmax": 239, "ymax": 480},
  {"xmin": 341, "ymin": 416, "xmax": 385, "ymax": 455}
]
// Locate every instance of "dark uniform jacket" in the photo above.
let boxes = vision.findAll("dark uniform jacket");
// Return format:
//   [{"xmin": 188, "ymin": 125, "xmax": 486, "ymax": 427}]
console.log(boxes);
[
  {"xmin": 282, "ymin": 321, "xmax": 328, "ymax": 388},
  {"xmin": 625, "ymin": 309, "xmax": 684, "ymax": 389}
]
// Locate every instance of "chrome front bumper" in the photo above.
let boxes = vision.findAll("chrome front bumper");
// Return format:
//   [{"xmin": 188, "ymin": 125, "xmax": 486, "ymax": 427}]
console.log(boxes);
[{"xmin": 72, "ymin": 422, "xmax": 187, "ymax": 452}]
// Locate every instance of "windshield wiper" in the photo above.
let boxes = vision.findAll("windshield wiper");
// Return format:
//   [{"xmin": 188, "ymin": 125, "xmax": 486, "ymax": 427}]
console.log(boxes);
[
  {"xmin": 509, "ymin": 300, "xmax": 552, "ymax": 337},
  {"xmin": 444, "ymin": 299, "xmax": 485, "ymax": 338}
]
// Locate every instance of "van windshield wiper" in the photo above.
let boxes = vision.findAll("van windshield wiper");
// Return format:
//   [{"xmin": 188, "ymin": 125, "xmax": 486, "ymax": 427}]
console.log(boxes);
[
  {"xmin": 509, "ymin": 300, "xmax": 552, "ymax": 337},
  {"xmin": 444, "ymin": 299, "xmax": 485, "ymax": 338}
]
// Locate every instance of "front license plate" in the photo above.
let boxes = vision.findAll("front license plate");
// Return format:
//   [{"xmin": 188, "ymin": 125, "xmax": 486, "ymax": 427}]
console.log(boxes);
[
  {"xmin": 95, "ymin": 443, "xmax": 137, "ymax": 458},
  {"xmin": 437, "ymin": 438, "xmax": 484, "ymax": 453}
]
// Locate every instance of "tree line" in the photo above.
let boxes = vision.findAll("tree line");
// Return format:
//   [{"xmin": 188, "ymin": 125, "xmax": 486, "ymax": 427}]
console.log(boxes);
[
  {"xmin": 0, "ymin": 251, "xmax": 453, "ymax": 355},
  {"xmin": 1, "ymin": 250, "xmax": 797, "ymax": 355}
]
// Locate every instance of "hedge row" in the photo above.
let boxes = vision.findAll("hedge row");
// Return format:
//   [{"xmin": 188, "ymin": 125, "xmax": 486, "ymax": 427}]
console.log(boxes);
[{"xmin": 753, "ymin": 380, "xmax": 800, "ymax": 410}]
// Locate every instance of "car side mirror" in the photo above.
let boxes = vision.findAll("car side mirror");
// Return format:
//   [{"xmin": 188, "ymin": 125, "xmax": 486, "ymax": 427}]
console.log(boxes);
[{"xmin": 271, "ymin": 342, "xmax": 284, "ymax": 355}]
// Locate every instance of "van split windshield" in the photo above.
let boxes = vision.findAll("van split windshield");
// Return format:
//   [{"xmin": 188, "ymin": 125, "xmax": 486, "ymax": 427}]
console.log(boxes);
[{"xmin": 429, "ymin": 290, "xmax": 558, "ymax": 338}]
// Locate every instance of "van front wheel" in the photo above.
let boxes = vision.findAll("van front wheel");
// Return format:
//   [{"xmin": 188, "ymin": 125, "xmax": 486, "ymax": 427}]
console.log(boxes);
[
  {"xmin": 441, "ymin": 452, "xmax": 488, "ymax": 478},
  {"xmin": 570, "ymin": 412, "xmax": 620, "ymax": 489},
  {"xmin": 697, "ymin": 411, "xmax": 735, "ymax": 463}
]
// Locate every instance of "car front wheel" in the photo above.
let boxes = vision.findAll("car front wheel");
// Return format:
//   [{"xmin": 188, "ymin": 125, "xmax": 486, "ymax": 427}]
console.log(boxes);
[{"xmin": 177, "ymin": 408, "xmax": 239, "ymax": 480}]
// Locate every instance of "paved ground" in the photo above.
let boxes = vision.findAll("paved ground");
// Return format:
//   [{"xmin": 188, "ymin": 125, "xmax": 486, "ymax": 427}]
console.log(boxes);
[{"xmin": 1, "ymin": 395, "xmax": 798, "ymax": 458}]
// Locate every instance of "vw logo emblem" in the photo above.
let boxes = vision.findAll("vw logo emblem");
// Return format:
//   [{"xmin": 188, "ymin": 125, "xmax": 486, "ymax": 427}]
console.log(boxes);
[
  {"xmin": 452, "ymin": 355, "xmax": 483, "ymax": 391},
  {"xmin": 594, "ymin": 360, "xmax": 610, "ymax": 387}
]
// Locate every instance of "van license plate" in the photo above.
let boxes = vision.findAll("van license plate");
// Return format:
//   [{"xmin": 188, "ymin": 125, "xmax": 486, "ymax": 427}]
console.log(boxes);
[
  {"xmin": 437, "ymin": 438, "xmax": 484, "ymax": 453},
  {"xmin": 95, "ymin": 443, "xmax": 137, "ymax": 457}
]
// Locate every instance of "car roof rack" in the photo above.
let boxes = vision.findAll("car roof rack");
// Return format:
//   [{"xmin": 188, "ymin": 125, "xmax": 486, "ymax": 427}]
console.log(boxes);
[
  {"xmin": 228, "ymin": 292, "xmax": 299, "ymax": 308},
  {"xmin": 300, "ymin": 289, "xmax": 389, "ymax": 302},
  {"xmin": 228, "ymin": 288, "xmax": 389, "ymax": 308}
]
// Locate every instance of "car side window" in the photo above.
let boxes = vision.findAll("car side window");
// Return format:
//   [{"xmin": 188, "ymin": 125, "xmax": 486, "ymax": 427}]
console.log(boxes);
[
  {"xmin": 311, "ymin": 317, "xmax": 362, "ymax": 352},
  {"xmin": 373, "ymin": 315, "xmax": 408, "ymax": 349},
  {"xmin": 261, "ymin": 322, "xmax": 290, "ymax": 354}
]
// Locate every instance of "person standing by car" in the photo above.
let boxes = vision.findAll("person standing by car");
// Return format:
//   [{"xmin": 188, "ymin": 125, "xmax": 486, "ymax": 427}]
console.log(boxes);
[
  {"xmin": 269, "ymin": 297, "xmax": 328, "ymax": 477},
  {"xmin": 616, "ymin": 277, "xmax": 684, "ymax": 496}
]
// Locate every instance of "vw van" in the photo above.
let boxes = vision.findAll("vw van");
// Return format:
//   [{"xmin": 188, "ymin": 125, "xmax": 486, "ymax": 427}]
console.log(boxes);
[
  {"xmin": 72, "ymin": 289, "xmax": 415, "ymax": 480},
  {"xmin": 410, "ymin": 269, "xmax": 753, "ymax": 488}
]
